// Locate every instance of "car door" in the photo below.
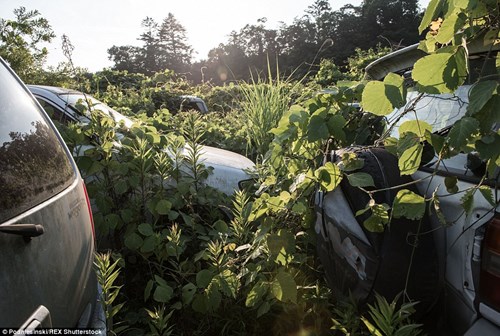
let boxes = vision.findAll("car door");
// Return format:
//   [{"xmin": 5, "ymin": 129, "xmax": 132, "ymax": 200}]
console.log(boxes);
[{"xmin": 0, "ymin": 59, "xmax": 97, "ymax": 327}]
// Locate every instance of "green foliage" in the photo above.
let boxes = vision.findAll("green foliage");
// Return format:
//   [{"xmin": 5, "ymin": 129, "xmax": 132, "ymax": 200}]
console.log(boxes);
[
  {"xmin": 0, "ymin": 6, "xmax": 55, "ymax": 80},
  {"xmin": 94, "ymin": 252, "xmax": 127, "ymax": 334},
  {"xmin": 362, "ymin": 294, "xmax": 423, "ymax": 336},
  {"xmin": 238, "ymin": 67, "xmax": 301, "ymax": 158}
]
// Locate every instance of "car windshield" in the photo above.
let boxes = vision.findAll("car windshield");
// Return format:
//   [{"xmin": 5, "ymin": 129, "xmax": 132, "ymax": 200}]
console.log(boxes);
[
  {"xmin": 386, "ymin": 86, "xmax": 470, "ymax": 138},
  {"xmin": 57, "ymin": 93, "xmax": 133, "ymax": 127}
]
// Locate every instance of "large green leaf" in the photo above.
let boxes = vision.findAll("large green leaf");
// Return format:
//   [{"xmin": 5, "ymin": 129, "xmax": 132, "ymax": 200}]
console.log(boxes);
[
  {"xmin": 468, "ymin": 81, "xmax": 498, "ymax": 115},
  {"xmin": 245, "ymin": 281, "xmax": 268, "ymax": 308},
  {"xmin": 476, "ymin": 134, "xmax": 500, "ymax": 160},
  {"xmin": 398, "ymin": 143, "xmax": 423, "ymax": 175},
  {"xmin": 327, "ymin": 114, "xmax": 347, "ymax": 142},
  {"xmin": 362, "ymin": 73, "xmax": 405, "ymax": 116},
  {"xmin": 216, "ymin": 270, "xmax": 239, "ymax": 299},
  {"xmin": 153, "ymin": 285, "xmax": 173, "ymax": 303},
  {"xmin": 419, "ymin": 0, "xmax": 444, "ymax": 33},
  {"xmin": 196, "ymin": 269, "xmax": 214, "ymax": 289},
  {"xmin": 413, "ymin": 47, "xmax": 467, "ymax": 93},
  {"xmin": 156, "ymin": 199, "xmax": 172, "ymax": 215},
  {"xmin": 315, "ymin": 162, "xmax": 343, "ymax": 191},
  {"xmin": 182, "ymin": 283, "xmax": 197, "ymax": 305},
  {"xmin": 271, "ymin": 270, "xmax": 297, "ymax": 303},
  {"xmin": 399, "ymin": 120, "xmax": 432, "ymax": 138},
  {"xmin": 448, "ymin": 117, "xmax": 479, "ymax": 150},
  {"xmin": 392, "ymin": 189, "xmax": 426, "ymax": 220},
  {"xmin": 307, "ymin": 114, "xmax": 329, "ymax": 142},
  {"xmin": 267, "ymin": 230, "xmax": 295, "ymax": 266},
  {"xmin": 124, "ymin": 233, "xmax": 143, "ymax": 250},
  {"xmin": 347, "ymin": 172, "xmax": 375, "ymax": 188},
  {"xmin": 435, "ymin": 12, "xmax": 465, "ymax": 44},
  {"xmin": 138, "ymin": 223, "xmax": 154, "ymax": 236}
]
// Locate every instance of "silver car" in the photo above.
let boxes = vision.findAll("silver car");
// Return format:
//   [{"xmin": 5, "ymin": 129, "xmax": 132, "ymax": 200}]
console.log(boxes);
[
  {"xmin": 28, "ymin": 85, "xmax": 254, "ymax": 195},
  {"xmin": 316, "ymin": 44, "xmax": 500, "ymax": 335},
  {"xmin": 0, "ymin": 60, "xmax": 105, "ymax": 329}
]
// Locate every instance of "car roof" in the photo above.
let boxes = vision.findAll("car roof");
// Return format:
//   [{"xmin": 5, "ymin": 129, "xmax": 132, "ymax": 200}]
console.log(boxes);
[
  {"xmin": 27, "ymin": 84, "xmax": 83, "ymax": 95},
  {"xmin": 365, "ymin": 36, "xmax": 500, "ymax": 81}
]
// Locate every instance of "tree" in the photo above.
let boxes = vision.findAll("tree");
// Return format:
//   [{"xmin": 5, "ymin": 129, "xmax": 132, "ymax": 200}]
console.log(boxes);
[
  {"xmin": 108, "ymin": 14, "xmax": 193, "ymax": 76},
  {"xmin": 107, "ymin": 45, "xmax": 144, "ymax": 73},
  {"xmin": 0, "ymin": 6, "xmax": 55, "ymax": 80},
  {"xmin": 158, "ymin": 13, "xmax": 193, "ymax": 74}
]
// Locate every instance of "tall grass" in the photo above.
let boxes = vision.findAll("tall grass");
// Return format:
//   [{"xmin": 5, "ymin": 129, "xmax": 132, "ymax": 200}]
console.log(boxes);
[{"xmin": 238, "ymin": 60, "xmax": 302, "ymax": 159}]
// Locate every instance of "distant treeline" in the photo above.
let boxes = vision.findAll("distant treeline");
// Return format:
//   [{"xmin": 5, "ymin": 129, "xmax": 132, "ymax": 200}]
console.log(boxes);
[{"xmin": 107, "ymin": 0, "xmax": 423, "ymax": 85}]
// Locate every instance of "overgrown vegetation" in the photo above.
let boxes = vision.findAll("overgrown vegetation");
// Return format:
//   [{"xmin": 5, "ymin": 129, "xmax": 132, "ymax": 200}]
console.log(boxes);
[{"xmin": 2, "ymin": 0, "xmax": 500, "ymax": 335}]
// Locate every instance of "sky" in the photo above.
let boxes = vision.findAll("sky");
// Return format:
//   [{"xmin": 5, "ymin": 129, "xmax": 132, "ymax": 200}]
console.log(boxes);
[{"xmin": 0, "ymin": 0, "xmax": 430, "ymax": 72}]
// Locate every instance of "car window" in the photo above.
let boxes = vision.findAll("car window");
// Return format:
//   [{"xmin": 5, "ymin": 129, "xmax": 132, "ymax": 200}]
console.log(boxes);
[
  {"xmin": 35, "ymin": 97, "xmax": 74, "ymax": 125},
  {"xmin": 57, "ymin": 93, "xmax": 132, "ymax": 127},
  {"xmin": 0, "ymin": 62, "xmax": 75, "ymax": 223}
]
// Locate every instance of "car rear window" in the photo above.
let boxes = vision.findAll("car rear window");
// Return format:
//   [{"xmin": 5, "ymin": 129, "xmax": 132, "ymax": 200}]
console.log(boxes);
[{"xmin": 0, "ymin": 61, "xmax": 75, "ymax": 223}]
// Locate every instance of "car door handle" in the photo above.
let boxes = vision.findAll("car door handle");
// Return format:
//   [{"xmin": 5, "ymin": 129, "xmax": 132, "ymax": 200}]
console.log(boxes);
[
  {"xmin": 19, "ymin": 305, "xmax": 52, "ymax": 330},
  {"xmin": 0, "ymin": 224, "xmax": 44, "ymax": 238}
]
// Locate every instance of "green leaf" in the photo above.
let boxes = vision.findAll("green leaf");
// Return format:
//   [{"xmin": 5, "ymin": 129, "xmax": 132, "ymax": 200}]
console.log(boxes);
[
  {"xmin": 153, "ymin": 285, "xmax": 173, "ymax": 303},
  {"xmin": 144, "ymin": 280, "xmax": 153, "ymax": 301},
  {"xmin": 476, "ymin": 134, "xmax": 500, "ymax": 160},
  {"xmin": 315, "ymin": 162, "xmax": 343, "ymax": 191},
  {"xmin": 267, "ymin": 230, "xmax": 295, "ymax": 266},
  {"xmin": 363, "ymin": 203, "xmax": 390, "ymax": 232},
  {"xmin": 444, "ymin": 176, "xmax": 459, "ymax": 194},
  {"xmin": 257, "ymin": 302, "xmax": 271, "ymax": 317},
  {"xmin": 448, "ymin": 117, "xmax": 480, "ymax": 150},
  {"xmin": 461, "ymin": 189, "xmax": 475, "ymax": 214},
  {"xmin": 399, "ymin": 120, "xmax": 432, "ymax": 138},
  {"xmin": 479, "ymin": 186, "xmax": 495, "ymax": 206},
  {"xmin": 468, "ymin": 81, "xmax": 498, "ymax": 115},
  {"xmin": 138, "ymin": 223, "xmax": 154, "ymax": 236},
  {"xmin": 156, "ymin": 199, "xmax": 172, "ymax": 215},
  {"xmin": 191, "ymin": 294, "xmax": 208, "ymax": 313},
  {"xmin": 292, "ymin": 202, "xmax": 307, "ymax": 214},
  {"xmin": 213, "ymin": 220, "xmax": 229, "ymax": 233},
  {"xmin": 413, "ymin": 47, "xmax": 467, "ymax": 93},
  {"xmin": 419, "ymin": 0, "xmax": 444, "ymax": 33},
  {"xmin": 206, "ymin": 282, "xmax": 222, "ymax": 311},
  {"xmin": 124, "ymin": 233, "xmax": 143, "ymax": 250},
  {"xmin": 140, "ymin": 235, "xmax": 157, "ymax": 253},
  {"xmin": 399, "ymin": 143, "xmax": 423, "ymax": 175},
  {"xmin": 196, "ymin": 269, "xmax": 214, "ymax": 289},
  {"xmin": 216, "ymin": 270, "xmax": 239, "ymax": 298},
  {"xmin": 271, "ymin": 270, "xmax": 297, "ymax": 303},
  {"xmin": 347, "ymin": 172, "xmax": 375, "ymax": 188},
  {"xmin": 392, "ymin": 189, "xmax": 426, "ymax": 220},
  {"xmin": 327, "ymin": 114, "xmax": 347, "ymax": 142},
  {"xmin": 435, "ymin": 12, "xmax": 464, "ymax": 44},
  {"xmin": 307, "ymin": 115, "xmax": 329, "ymax": 142},
  {"xmin": 182, "ymin": 283, "xmax": 197, "ymax": 305},
  {"xmin": 246, "ymin": 281, "xmax": 268, "ymax": 308},
  {"xmin": 362, "ymin": 73, "xmax": 405, "ymax": 116},
  {"xmin": 154, "ymin": 275, "xmax": 169, "ymax": 288},
  {"xmin": 114, "ymin": 180, "xmax": 128, "ymax": 195}
]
